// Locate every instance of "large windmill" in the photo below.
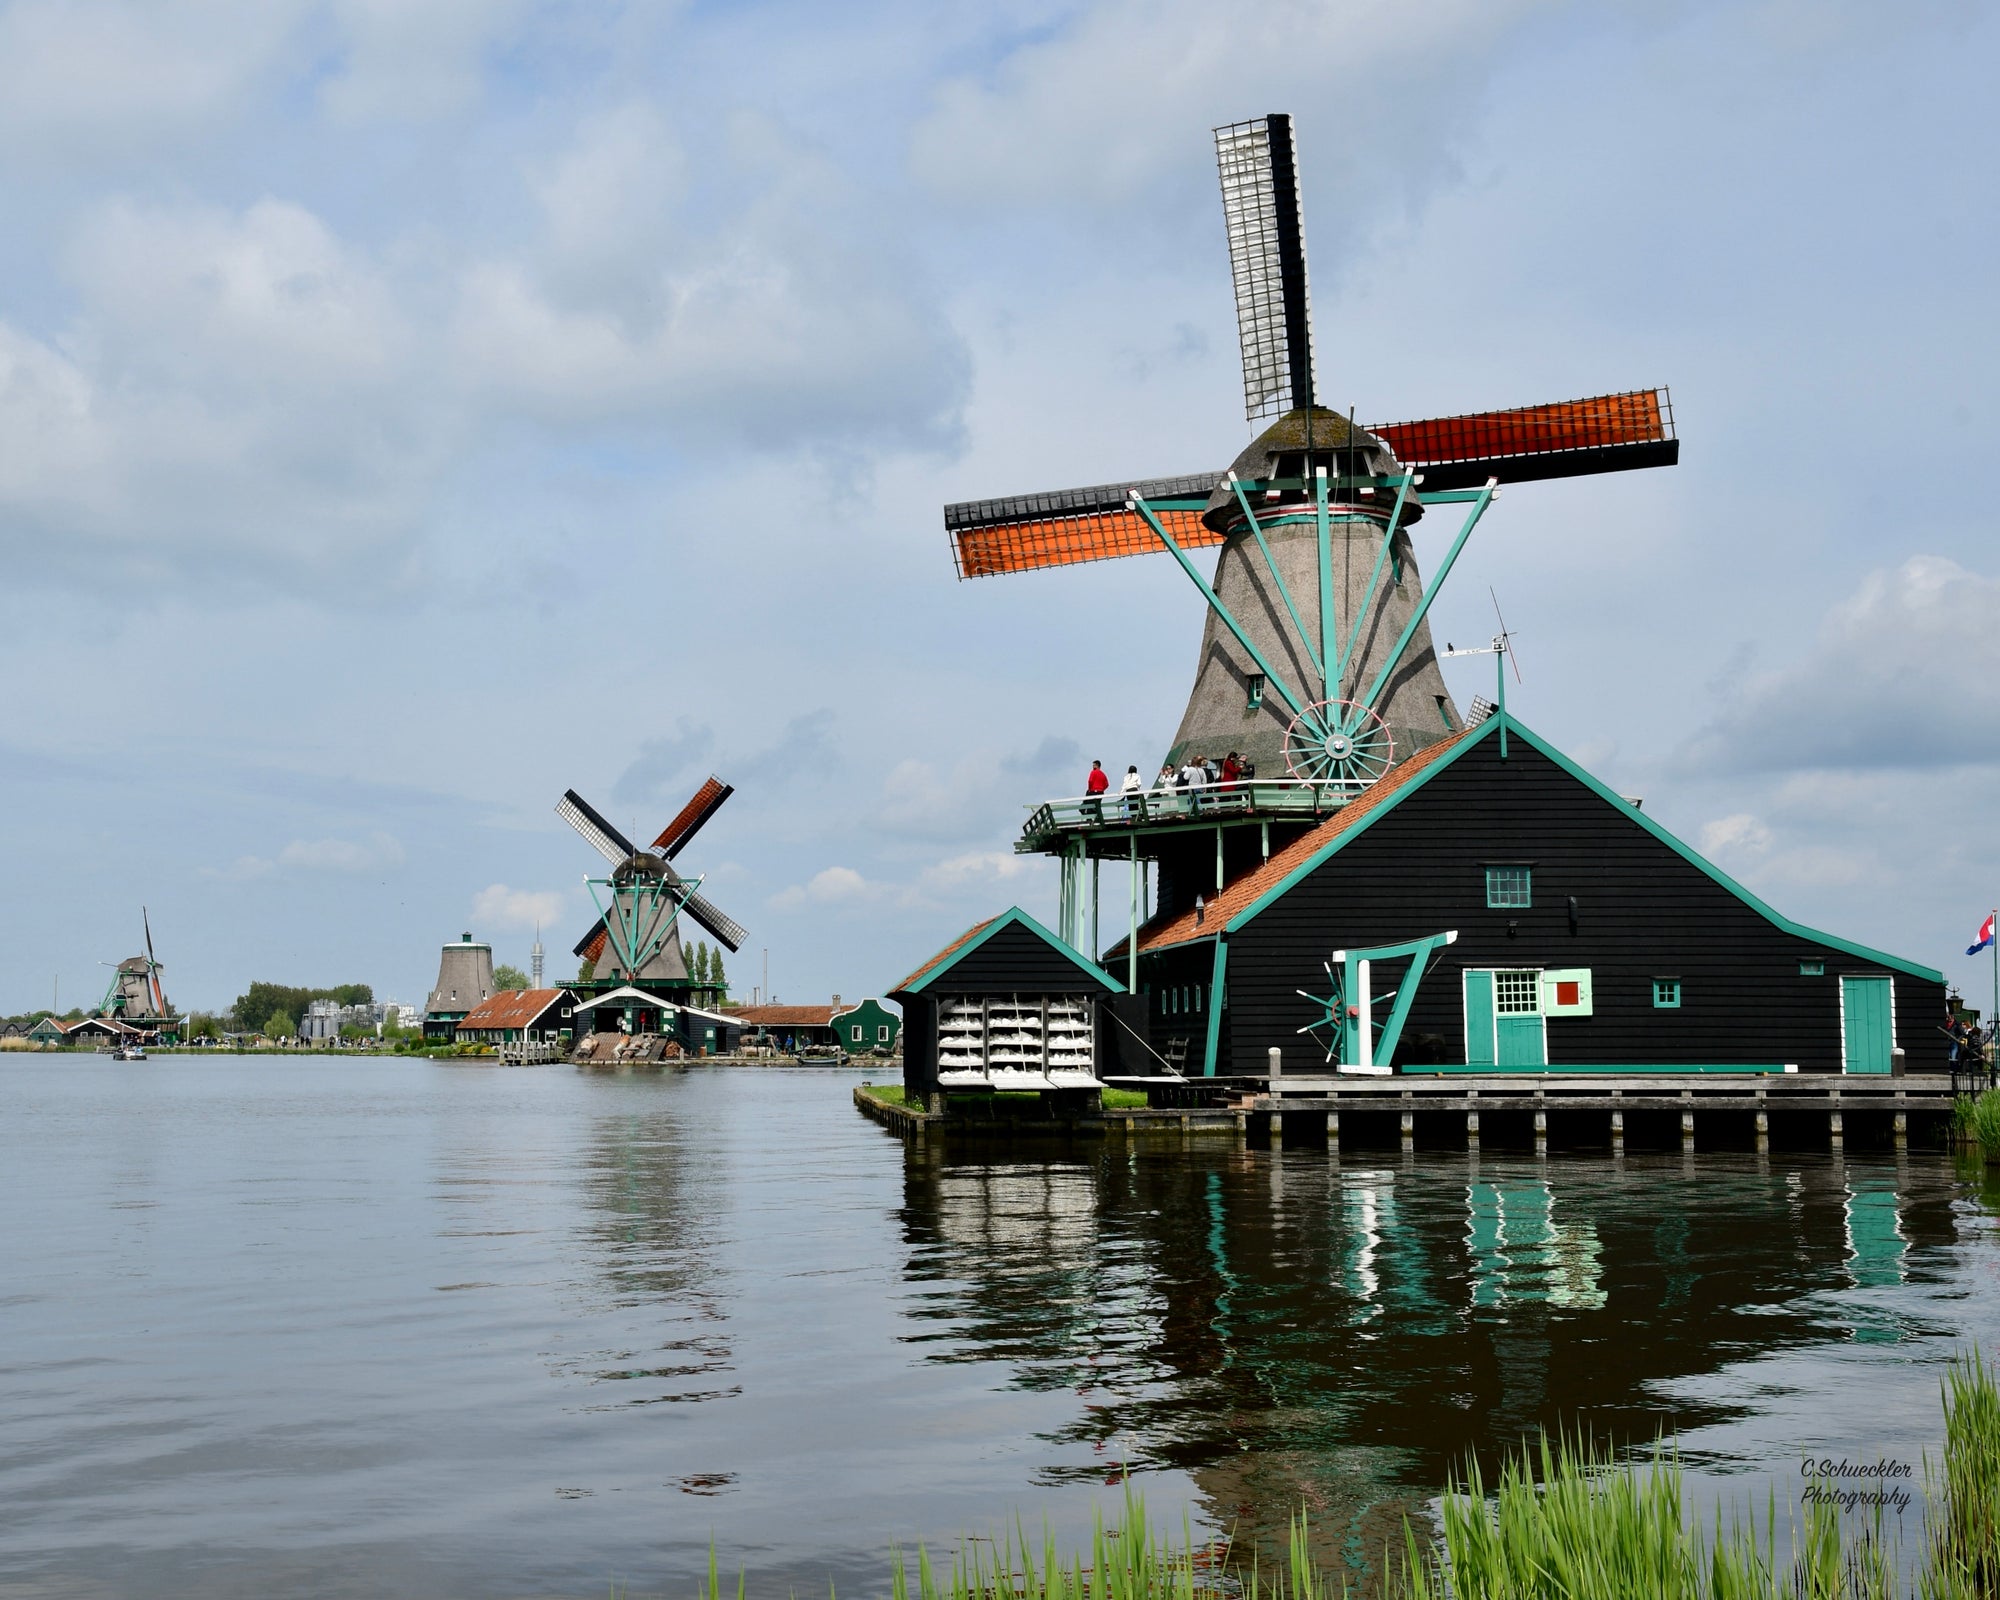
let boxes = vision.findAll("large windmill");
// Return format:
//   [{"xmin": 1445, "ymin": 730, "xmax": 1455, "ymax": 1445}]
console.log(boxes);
[
  {"xmin": 947, "ymin": 114, "xmax": 1675, "ymax": 791},
  {"xmin": 98, "ymin": 907, "xmax": 180, "ymax": 1041},
  {"xmin": 556, "ymin": 778, "xmax": 747, "ymax": 996},
  {"xmin": 943, "ymin": 114, "xmax": 1678, "ymax": 963}
]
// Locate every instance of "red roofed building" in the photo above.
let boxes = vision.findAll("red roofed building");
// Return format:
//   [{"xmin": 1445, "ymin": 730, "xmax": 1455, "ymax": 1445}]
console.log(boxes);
[{"xmin": 454, "ymin": 988, "xmax": 578, "ymax": 1045}]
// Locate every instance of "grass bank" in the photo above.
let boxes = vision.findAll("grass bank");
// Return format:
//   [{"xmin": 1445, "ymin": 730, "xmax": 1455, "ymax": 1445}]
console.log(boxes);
[{"xmin": 858, "ymin": 1083, "xmax": 1149, "ymax": 1111}]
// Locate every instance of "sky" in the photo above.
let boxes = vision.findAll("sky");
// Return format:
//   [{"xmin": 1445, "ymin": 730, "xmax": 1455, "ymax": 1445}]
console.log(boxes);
[{"xmin": 2, "ymin": 0, "xmax": 1996, "ymax": 1017}]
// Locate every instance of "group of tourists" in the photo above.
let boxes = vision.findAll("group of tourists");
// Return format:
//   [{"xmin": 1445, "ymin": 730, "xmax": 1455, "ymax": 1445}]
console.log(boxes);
[
  {"xmin": 1947, "ymin": 1014, "xmax": 1991, "ymax": 1075},
  {"xmin": 1082, "ymin": 753, "xmax": 1256, "ymax": 819}
]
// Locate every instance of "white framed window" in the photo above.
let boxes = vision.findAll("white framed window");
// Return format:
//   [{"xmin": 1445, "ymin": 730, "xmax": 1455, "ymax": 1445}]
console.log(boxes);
[{"xmin": 876, "ymin": 1025, "xmax": 889, "ymax": 1041}]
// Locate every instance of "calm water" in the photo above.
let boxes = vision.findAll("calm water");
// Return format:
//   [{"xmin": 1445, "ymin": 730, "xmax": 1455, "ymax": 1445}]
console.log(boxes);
[{"xmin": 1, "ymin": 1059, "xmax": 1994, "ymax": 1598}]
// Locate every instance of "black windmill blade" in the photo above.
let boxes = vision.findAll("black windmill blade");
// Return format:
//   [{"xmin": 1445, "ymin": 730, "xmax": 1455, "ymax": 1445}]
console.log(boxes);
[
  {"xmin": 557, "ymin": 789, "xmax": 636, "ymax": 865},
  {"xmin": 670, "ymin": 881, "xmax": 748, "ymax": 954},
  {"xmin": 1215, "ymin": 114, "xmax": 1315, "ymax": 421}
]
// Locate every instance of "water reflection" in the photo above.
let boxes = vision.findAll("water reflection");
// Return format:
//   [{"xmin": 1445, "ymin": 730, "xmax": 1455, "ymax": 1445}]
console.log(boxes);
[
  {"xmin": 899, "ymin": 1145, "xmax": 1969, "ymax": 1583},
  {"xmin": 566, "ymin": 1105, "xmax": 737, "ymax": 1402}
]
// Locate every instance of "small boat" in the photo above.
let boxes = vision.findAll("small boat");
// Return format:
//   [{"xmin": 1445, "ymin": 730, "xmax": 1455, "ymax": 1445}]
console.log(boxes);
[{"xmin": 110, "ymin": 1045, "xmax": 148, "ymax": 1061}]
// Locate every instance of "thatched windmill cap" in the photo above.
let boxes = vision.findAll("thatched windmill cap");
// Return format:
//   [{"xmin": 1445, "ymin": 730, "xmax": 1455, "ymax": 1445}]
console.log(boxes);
[{"xmin": 1202, "ymin": 406, "xmax": 1421, "ymax": 533}]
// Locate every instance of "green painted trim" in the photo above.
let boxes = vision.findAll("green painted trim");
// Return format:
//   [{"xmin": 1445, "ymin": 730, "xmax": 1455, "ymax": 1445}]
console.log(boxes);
[
  {"xmin": 1203, "ymin": 938, "xmax": 1229, "ymax": 1077},
  {"xmin": 1406, "ymin": 1063, "xmax": 1792, "ymax": 1076},
  {"xmin": 897, "ymin": 905, "xmax": 1127, "ymax": 996},
  {"xmin": 1224, "ymin": 715, "xmax": 1946, "ymax": 984}
]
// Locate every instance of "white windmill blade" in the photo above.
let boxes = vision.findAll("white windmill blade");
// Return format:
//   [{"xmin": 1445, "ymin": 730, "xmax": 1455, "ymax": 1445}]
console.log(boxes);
[
  {"xmin": 1214, "ymin": 113, "xmax": 1315, "ymax": 422},
  {"xmin": 556, "ymin": 789, "xmax": 635, "ymax": 865}
]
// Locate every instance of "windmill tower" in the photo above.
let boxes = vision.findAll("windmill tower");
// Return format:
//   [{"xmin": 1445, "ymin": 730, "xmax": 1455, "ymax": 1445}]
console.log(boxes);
[
  {"xmin": 942, "ymin": 114, "xmax": 1678, "ymax": 958},
  {"xmin": 556, "ymin": 779, "xmax": 747, "ymax": 1035},
  {"xmin": 424, "ymin": 933, "xmax": 495, "ymax": 1038}
]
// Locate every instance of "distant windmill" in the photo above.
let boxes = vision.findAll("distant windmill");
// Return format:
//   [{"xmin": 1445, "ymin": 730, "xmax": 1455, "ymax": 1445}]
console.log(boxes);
[
  {"xmin": 99, "ymin": 907, "xmax": 175, "ymax": 1035},
  {"xmin": 556, "ymin": 779, "xmax": 747, "ymax": 985},
  {"xmin": 944, "ymin": 114, "xmax": 1677, "ymax": 790}
]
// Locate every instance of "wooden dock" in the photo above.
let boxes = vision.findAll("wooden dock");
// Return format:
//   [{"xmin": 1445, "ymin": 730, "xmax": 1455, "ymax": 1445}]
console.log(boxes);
[
  {"xmin": 1251, "ymin": 1073, "xmax": 1951, "ymax": 1152},
  {"xmin": 857, "ymin": 1075, "xmax": 1956, "ymax": 1151}
]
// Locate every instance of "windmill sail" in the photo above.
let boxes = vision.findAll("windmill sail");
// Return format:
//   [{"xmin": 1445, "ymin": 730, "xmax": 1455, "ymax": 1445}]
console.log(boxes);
[
  {"xmin": 1216, "ymin": 114, "xmax": 1314, "ymax": 421},
  {"xmin": 1372, "ymin": 389, "xmax": 1676, "ymax": 490},
  {"xmin": 944, "ymin": 472, "xmax": 1222, "ymax": 578},
  {"xmin": 652, "ymin": 776, "xmax": 734, "ymax": 859},
  {"xmin": 557, "ymin": 790, "xmax": 636, "ymax": 865},
  {"xmin": 942, "ymin": 389, "xmax": 1677, "ymax": 580}
]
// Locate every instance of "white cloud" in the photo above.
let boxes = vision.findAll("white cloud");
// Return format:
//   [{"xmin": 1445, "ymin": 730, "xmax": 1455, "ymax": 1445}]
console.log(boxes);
[
  {"xmin": 771, "ymin": 850, "xmax": 1048, "ymax": 916},
  {"xmin": 451, "ymin": 110, "xmax": 967, "ymax": 451},
  {"xmin": 1684, "ymin": 556, "xmax": 2000, "ymax": 773},
  {"xmin": 200, "ymin": 830, "xmax": 404, "ymax": 879},
  {"xmin": 1698, "ymin": 812, "xmax": 1773, "ymax": 856},
  {"xmin": 0, "ymin": 0, "xmax": 306, "ymax": 159},
  {"xmin": 0, "ymin": 195, "xmax": 448, "ymax": 585},
  {"xmin": 470, "ymin": 883, "xmax": 568, "ymax": 930},
  {"xmin": 911, "ymin": 0, "xmax": 1562, "ymax": 218},
  {"xmin": 279, "ymin": 832, "xmax": 405, "ymax": 872},
  {"xmin": 770, "ymin": 866, "xmax": 878, "ymax": 912},
  {"xmin": 319, "ymin": 0, "xmax": 532, "ymax": 122}
]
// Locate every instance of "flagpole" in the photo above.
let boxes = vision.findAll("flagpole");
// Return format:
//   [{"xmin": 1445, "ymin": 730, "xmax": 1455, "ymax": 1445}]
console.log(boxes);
[{"xmin": 1990, "ymin": 907, "xmax": 1996, "ymax": 1048}]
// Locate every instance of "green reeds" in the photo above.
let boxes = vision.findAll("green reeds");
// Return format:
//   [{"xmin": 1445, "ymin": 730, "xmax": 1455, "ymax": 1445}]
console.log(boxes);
[
  {"xmin": 665, "ymin": 1350, "xmax": 2000, "ymax": 1600},
  {"xmin": 1968, "ymin": 1091, "xmax": 2000, "ymax": 1158},
  {"xmin": 890, "ymin": 1485, "xmax": 1280, "ymax": 1600},
  {"xmin": 1923, "ymin": 1349, "xmax": 2000, "ymax": 1598}
]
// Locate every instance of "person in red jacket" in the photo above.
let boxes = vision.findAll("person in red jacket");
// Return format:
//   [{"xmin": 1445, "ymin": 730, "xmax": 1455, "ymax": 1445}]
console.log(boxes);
[{"xmin": 1084, "ymin": 759, "xmax": 1109, "ymax": 820}]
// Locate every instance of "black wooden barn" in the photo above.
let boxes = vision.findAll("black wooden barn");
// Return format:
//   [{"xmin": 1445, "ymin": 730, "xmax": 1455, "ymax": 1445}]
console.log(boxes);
[
  {"xmin": 892, "ymin": 907, "xmax": 1138, "ymax": 1104},
  {"xmin": 1107, "ymin": 715, "xmax": 1945, "ymax": 1078}
]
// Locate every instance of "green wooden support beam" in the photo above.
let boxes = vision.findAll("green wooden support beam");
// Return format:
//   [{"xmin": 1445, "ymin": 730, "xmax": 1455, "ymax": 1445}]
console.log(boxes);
[
  {"xmin": 1229, "ymin": 473, "xmax": 1323, "ymax": 686},
  {"xmin": 1203, "ymin": 937, "xmax": 1229, "ymax": 1077},
  {"xmin": 1328, "ymin": 471, "xmax": 1415, "ymax": 703},
  {"xmin": 1130, "ymin": 493, "xmax": 1326, "ymax": 737},
  {"xmin": 1348, "ymin": 478, "xmax": 1497, "ymax": 734},
  {"xmin": 1315, "ymin": 467, "xmax": 1336, "ymax": 709}
]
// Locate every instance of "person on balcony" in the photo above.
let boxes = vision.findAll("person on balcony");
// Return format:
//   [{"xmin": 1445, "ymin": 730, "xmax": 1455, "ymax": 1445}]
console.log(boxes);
[
  {"xmin": 1120, "ymin": 764, "xmax": 1143, "ymax": 818},
  {"xmin": 1220, "ymin": 751, "xmax": 1243, "ymax": 787},
  {"xmin": 1180, "ymin": 756, "xmax": 1209, "ymax": 811},
  {"xmin": 1084, "ymin": 759, "xmax": 1109, "ymax": 820}
]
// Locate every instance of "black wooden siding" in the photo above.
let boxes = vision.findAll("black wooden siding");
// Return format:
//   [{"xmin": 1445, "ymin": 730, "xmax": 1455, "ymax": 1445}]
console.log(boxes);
[{"xmin": 1175, "ymin": 735, "xmax": 1942, "ymax": 1075}]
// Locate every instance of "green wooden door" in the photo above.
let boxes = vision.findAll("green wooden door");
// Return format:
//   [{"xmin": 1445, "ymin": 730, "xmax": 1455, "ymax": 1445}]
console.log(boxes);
[
  {"xmin": 1464, "ymin": 970, "xmax": 1496, "ymax": 1065},
  {"xmin": 1841, "ymin": 976, "xmax": 1893, "ymax": 1074},
  {"xmin": 1496, "ymin": 1015, "xmax": 1547, "ymax": 1067},
  {"xmin": 1494, "ymin": 968, "xmax": 1547, "ymax": 1068}
]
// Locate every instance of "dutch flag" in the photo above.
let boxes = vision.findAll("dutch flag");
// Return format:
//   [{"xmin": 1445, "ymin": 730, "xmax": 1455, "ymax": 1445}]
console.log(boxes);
[{"xmin": 1970, "ymin": 913, "xmax": 1996, "ymax": 957}]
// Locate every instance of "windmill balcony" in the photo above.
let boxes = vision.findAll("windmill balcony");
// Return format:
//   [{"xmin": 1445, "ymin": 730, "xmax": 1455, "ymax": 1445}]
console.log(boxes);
[{"xmin": 1018, "ymin": 779, "xmax": 1352, "ymax": 853}]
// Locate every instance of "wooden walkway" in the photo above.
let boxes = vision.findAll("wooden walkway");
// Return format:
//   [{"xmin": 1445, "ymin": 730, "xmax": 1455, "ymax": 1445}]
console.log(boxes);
[{"xmin": 1251, "ymin": 1073, "xmax": 1951, "ymax": 1152}]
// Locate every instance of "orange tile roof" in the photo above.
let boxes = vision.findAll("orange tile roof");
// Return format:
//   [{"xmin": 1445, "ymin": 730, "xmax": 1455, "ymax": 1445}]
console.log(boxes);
[
  {"xmin": 732, "ymin": 1004, "xmax": 837, "ymax": 1027},
  {"xmin": 456, "ymin": 988, "xmax": 567, "ymax": 1031},
  {"xmin": 891, "ymin": 914, "xmax": 1001, "ymax": 995},
  {"xmin": 1113, "ymin": 729, "xmax": 1478, "ymax": 956}
]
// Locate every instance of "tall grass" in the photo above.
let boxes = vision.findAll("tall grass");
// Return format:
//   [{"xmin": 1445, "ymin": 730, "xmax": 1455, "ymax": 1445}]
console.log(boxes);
[
  {"xmin": 1925, "ymin": 1349, "xmax": 2000, "ymax": 1598},
  {"xmin": 1969, "ymin": 1091, "xmax": 2000, "ymax": 1158},
  {"xmin": 676, "ymin": 1352, "xmax": 2000, "ymax": 1600}
]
